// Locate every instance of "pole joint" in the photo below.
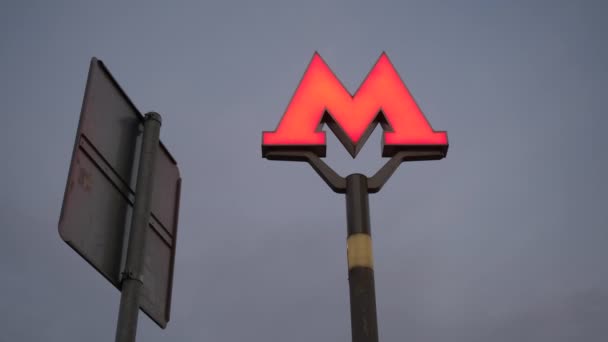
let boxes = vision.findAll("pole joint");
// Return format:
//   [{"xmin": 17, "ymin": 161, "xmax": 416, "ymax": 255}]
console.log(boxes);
[{"xmin": 120, "ymin": 270, "xmax": 144, "ymax": 286}]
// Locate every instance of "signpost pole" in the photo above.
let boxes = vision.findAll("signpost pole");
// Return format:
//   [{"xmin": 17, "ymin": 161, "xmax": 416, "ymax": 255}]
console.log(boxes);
[
  {"xmin": 264, "ymin": 152, "xmax": 445, "ymax": 342},
  {"xmin": 115, "ymin": 112, "xmax": 162, "ymax": 342},
  {"xmin": 345, "ymin": 173, "xmax": 378, "ymax": 342}
]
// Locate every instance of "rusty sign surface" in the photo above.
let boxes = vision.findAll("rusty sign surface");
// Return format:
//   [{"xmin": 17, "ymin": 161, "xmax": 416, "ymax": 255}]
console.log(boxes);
[{"xmin": 58, "ymin": 58, "xmax": 181, "ymax": 328}]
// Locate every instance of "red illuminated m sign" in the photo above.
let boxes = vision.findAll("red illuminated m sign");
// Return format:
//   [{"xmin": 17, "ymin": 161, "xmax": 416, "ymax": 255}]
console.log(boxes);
[{"xmin": 262, "ymin": 52, "xmax": 448, "ymax": 158}]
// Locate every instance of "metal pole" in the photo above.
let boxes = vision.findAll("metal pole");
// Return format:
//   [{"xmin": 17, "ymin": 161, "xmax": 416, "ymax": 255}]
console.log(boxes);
[
  {"xmin": 115, "ymin": 112, "xmax": 162, "ymax": 342},
  {"xmin": 345, "ymin": 174, "xmax": 378, "ymax": 342}
]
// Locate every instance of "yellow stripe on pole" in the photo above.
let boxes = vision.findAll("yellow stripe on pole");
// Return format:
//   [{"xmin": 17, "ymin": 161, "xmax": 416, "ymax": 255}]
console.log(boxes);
[{"xmin": 347, "ymin": 234, "xmax": 374, "ymax": 270}]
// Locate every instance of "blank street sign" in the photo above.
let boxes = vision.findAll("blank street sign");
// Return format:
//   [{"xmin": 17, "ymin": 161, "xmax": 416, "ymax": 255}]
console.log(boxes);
[{"xmin": 58, "ymin": 58, "xmax": 181, "ymax": 328}]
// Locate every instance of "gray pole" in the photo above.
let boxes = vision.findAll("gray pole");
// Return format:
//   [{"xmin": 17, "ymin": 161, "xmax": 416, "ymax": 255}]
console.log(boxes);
[
  {"xmin": 345, "ymin": 173, "xmax": 378, "ymax": 342},
  {"xmin": 115, "ymin": 112, "xmax": 162, "ymax": 342}
]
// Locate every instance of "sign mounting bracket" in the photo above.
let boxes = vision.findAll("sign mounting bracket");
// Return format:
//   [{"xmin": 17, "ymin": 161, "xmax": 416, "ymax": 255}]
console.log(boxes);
[{"xmin": 265, "ymin": 148, "xmax": 445, "ymax": 194}]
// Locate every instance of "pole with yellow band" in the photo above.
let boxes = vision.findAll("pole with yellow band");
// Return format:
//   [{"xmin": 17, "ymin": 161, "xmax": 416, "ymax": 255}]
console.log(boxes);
[
  {"xmin": 345, "ymin": 174, "xmax": 378, "ymax": 342},
  {"xmin": 264, "ymin": 149, "xmax": 446, "ymax": 342}
]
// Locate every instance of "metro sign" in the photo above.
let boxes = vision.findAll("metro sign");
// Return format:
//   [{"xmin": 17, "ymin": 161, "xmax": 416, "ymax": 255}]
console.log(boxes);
[
  {"xmin": 262, "ymin": 53, "xmax": 448, "ymax": 342},
  {"xmin": 262, "ymin": 52, "xmax": 448, "ymax": 158}
]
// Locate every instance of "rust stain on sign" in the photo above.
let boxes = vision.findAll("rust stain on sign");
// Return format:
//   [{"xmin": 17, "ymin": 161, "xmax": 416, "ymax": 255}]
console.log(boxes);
[{"xmin": 78, "ymin": 167, "xmax": 93, "ymax": 192}]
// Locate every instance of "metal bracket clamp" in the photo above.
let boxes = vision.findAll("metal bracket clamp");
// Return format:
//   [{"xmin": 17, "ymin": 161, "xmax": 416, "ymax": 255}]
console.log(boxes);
[
  {"xmin": 264, "ymin": 149, "xmax": 445, "ymax": 194},
  {"xmin": 120, "ymin": 270, "xmax": 144, "ymax": 286}
]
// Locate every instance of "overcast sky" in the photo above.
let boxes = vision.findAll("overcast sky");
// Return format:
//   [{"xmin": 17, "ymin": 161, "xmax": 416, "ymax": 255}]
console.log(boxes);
[{"xmin": 1, "ymin": 0, "xmax": 607, "ymax": 341}]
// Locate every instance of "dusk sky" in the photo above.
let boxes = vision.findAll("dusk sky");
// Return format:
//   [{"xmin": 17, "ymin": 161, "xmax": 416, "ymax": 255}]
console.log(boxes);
[{"xmin": 1, "ymin": 1, "xmax": 607, "ymax": 341}]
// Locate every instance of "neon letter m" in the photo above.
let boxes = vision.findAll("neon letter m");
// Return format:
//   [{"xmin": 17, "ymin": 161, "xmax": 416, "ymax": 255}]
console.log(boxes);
[{"xmin": 262, "ymin": 53, "xmax": 448, "ymax": 158}]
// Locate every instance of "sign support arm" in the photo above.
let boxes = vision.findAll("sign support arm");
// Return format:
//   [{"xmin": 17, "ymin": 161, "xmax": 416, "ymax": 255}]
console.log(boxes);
[
  {"xmin": 368, "ymin": 150, "xmax": 445, "ymax": 193},
  {"xmin": 265, "ymin": 151, "xmax": 347, "ymax": 193}
]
